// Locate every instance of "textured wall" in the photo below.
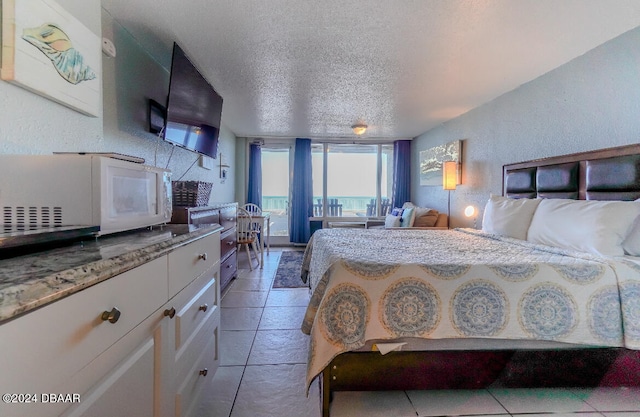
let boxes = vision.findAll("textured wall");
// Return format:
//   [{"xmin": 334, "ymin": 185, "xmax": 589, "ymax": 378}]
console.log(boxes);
[
  {"xmin": 0, "ymin": 0, "xmax": 103, "ymax": 154},
  {"xmin": 100, "ymin": 12, "xmax": 236, "ymax": 203},
  {"xmin": 412, "ymin": 26, "xmax": 640, "ymax": 229},
  {"xmin": 0, "ymin": 1, "xmax": 236, "ymax": 204}
]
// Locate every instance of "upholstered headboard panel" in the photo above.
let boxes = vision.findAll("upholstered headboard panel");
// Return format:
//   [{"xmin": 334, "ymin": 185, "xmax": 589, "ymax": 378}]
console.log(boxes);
[{"xmin": 503, "ymin": 144, "xmax": 640, "ymax": 201}]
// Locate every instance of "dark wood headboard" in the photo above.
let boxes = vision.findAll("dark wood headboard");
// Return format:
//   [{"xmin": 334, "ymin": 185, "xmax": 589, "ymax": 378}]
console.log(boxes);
[{"xmin": 503, "ymin": 143, "xmax": 640, "ymax": 201}]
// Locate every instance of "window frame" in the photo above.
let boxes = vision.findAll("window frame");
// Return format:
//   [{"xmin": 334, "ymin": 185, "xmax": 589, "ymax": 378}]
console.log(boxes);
[{"xmin": 312, "ymin": 141, "xmax": 394, "ymax": 219}]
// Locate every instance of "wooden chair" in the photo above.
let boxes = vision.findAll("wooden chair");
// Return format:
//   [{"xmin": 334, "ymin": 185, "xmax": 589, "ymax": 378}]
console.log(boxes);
[
  {"xmin": 380, "ymin": 198, "xmax": 391, "ymax": 216},
  {"xmin": 243, "ymin": 203, "xmax": 264, "ymax": 247},
  {"xmin": 237, "ymin": 208, "xmax": 260, "ymax": 270},
  {"xmin": 243, "ymin": 203, "xmax": 262, "ymax": 216},
  {"xmin": 313, "ymin": 199, "xmax": 323, "ymax": 217},
  {"xmin": 366, "ymin": 198, "xmax": 392, "ymax": 216},
  {"xmin": 313, "ymin": 199, "xmax": 343, "ymax": 216},
  {"xmin": 327, "ymin": 198, "xmax": 342, "ymax": 216}
]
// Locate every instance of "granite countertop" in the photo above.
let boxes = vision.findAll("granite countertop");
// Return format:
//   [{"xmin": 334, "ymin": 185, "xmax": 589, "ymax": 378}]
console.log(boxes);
[{"xmin": 0, "ymin": 223, "xmax": 223, "ymax": 324}]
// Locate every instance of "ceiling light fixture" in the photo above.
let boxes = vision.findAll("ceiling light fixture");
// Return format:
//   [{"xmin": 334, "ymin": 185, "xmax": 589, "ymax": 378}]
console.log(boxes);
[{"xmin": 351, "ymin": 123, "xmax": 368, "ymax": 135}]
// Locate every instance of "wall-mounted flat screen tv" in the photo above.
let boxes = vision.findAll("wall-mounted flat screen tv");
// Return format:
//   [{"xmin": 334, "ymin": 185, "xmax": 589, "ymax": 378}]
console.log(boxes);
[{"xmin": 163, "ymin": 43, "xmax": 222, "ymax": 159}]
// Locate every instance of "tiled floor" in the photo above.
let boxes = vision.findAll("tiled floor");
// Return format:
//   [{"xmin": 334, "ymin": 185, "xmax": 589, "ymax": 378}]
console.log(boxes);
[{"xmin": 198, "ymin": 249, "xmax": 640, "ymax": 417}]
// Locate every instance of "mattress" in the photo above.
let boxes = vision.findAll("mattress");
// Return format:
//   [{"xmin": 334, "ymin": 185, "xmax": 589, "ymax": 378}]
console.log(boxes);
[{"xmin": 301, "ymin": 228, "xmax": 640, "ymax": 387}]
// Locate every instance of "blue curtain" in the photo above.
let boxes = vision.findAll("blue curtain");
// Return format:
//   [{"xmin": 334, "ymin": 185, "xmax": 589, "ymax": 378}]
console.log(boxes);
[
  {"xmin": 392, "ymin": 140, "xmax": 411, "ymax": 208},
  {"xmin": 247, "ymin": 143, "xmax": 262, "ymax": 208},
  {"xmin": 290, "ymin": 138, "xmax": 313, "ymax": 243}
]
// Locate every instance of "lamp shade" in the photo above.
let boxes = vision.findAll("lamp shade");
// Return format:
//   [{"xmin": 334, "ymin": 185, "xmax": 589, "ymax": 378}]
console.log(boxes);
[{"xmin": 442, "ymin": 161, "xmax": 458, "ymax": 190}]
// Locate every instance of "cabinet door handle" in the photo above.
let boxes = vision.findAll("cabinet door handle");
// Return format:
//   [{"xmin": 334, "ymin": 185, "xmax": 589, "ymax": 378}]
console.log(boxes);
[
  {"xmin": 199, "ymin": 368, "xmax": 208, "ymax": 377},
  {"xmin": 198, "ymin": 304, "xmax": 208, "ymax": 312},
  {"xmin": 101, "ymin": 307, "xmax": 121, "ymax": 324},
  {"xmin": 164, "ymin": 307, "xmax": 176, "ymax": 319},
  {"xmin": 198, "ymin": 253, "xmax": 208, "ymax": 261}
]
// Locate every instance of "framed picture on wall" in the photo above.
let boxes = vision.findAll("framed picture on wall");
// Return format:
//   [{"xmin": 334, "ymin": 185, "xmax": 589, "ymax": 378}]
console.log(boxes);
[
  {"xmin": 419, "ymin": 140, "xmax": 462, "ymax": 186},
  {"xmin": 1, "ymin": 0, "xmax": 101, "ymax": 116}
]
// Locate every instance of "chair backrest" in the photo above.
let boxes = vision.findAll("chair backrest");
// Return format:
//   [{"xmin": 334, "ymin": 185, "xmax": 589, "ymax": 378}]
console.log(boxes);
[
  {"xmin": 380, "ymin": 198, "xmax": 391, "ymax": 216},
  {"xmin": 237, "ymin": 207, "xmax": 255, "ymax": 241},
  {"xmin": 327, "ymin": 198, "xmax": 342, "ymax": 216},
  {"xmin": 243, "ymin": 203, "xmax": 262, "ymax": 216},
  {"xmin": 366, "ymin": 198, "xmax": 376, "ymax": 216}
]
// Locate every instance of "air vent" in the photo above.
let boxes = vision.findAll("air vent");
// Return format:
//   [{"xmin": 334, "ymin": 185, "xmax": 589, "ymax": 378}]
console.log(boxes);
[
  {"xmin": 41, "ymin": 206, "xmax": 50, "ymax": 225},
  {"xmin": 53, "ymin": 207, "xmax": 62, "ymax": 225},
  {"xmin": 16, "ymin": 207, "xmax": 25, "ymax": 225},
  {"xmin": 3, "ymin": 207, "xmax": 11, "ymax": 224},
  {"xmin": 1, "ymin": 206, "xmax": 64, "ymax": 226},
  {"xmin": 29, "ymin": 207, "xmax": 38, "ymax": 225}
]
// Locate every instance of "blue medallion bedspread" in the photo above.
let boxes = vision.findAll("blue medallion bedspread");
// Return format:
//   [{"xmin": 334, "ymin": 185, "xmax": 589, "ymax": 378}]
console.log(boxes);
[{"xmin": 300, "ymin": 228, "xmax": 640, "ymax": 388}]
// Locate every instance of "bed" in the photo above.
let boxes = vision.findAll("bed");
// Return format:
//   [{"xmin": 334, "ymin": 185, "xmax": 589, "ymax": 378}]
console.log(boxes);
[{"xmin": 300, "ymin": 144, "xmax": 640, "ymax": 417}]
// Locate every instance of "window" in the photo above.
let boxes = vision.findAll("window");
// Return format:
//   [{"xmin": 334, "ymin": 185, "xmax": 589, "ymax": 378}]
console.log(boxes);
[{"xmin": 313, "ymin": 143, "xmax": 394, "ymax": 217}]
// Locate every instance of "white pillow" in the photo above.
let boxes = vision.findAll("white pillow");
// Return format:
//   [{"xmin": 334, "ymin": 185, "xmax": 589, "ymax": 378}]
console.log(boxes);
[
  {"xmin": 481, "ymin": 195, "xmax": 541, "ymax": 240},
  {"xmin": 622, "ymin": 198, "xmax": 640, "ymax": 256},
  {"xmin": 623, "ymin": 217, "xmax": 640, "ymax": 256},
  {"xmin": 527, "ymin": 199, "xmax": 640, "ymax": 257},
  {"xmin": 385, "ymin": 214, "xmax": 401, "ymax": 228}
]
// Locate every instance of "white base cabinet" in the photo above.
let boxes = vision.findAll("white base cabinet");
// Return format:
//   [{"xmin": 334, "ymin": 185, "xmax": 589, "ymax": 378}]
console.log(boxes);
[{"xmin": 0, "ymin": 231, "xmax": 221, "ymax": 417}]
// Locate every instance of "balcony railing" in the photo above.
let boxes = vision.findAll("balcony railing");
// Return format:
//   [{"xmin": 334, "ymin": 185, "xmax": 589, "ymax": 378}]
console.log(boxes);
[{"xmin": 262, "ymin": 196, "xmax": 390, "ymax": 217}]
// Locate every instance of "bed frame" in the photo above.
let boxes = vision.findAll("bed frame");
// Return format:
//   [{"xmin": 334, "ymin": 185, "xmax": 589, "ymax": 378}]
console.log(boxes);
[{"xmin": 319, "ymin": 143, "xmax": 640, "ymax": 417}]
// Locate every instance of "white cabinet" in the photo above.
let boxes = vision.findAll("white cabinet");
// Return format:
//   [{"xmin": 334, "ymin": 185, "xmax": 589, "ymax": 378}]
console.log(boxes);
[{"xmin": 0, "ymin": 230, "xmax": 221, "ymax": 417}]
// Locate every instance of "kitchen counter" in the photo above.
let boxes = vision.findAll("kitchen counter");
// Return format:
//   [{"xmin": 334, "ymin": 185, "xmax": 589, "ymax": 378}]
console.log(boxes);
[{"xmin": 0, "ymin": 223, "xmax": 223, "ymax": 324}]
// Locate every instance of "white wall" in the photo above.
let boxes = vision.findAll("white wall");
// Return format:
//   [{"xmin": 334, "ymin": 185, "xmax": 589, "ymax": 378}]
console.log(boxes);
[
  {"xmin": 0, "ymin": 0, "xmax": 236, "ymax": 204},
  {"xmin": 412, "ymin": 26, "xmax": 640, "ymax": 229}
]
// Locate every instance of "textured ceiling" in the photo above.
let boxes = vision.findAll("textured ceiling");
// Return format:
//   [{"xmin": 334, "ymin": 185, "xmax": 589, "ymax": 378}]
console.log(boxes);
[{"xmin": 102, "ymin": 0, "xmax": 640, "ymax": 140}]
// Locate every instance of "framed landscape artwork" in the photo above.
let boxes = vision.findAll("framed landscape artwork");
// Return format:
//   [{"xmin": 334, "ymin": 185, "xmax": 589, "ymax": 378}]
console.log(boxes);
[
  {"xmin": 1, "ymin": 0, "xmax": 101, "ymax": 116},
  {"xmin": 419, "ymin": 140, "xmax": 462, "ymax": 186}
]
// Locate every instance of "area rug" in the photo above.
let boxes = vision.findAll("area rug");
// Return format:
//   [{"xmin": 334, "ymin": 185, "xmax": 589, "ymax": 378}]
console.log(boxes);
[{"xmin": 272, "ymin": 250, "xmax": 307, "ymax": 288}]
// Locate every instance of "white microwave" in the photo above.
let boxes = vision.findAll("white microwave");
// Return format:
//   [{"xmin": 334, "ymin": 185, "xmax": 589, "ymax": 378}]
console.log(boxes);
[{"xmin": 0, "ymin": 154, "xmax": 173, "ymax": 235}]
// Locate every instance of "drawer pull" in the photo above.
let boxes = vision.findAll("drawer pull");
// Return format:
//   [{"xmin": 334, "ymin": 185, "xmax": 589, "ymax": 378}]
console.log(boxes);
[
  {"xmin": 226, "ymin": 264, "xmax": 232, "ymax": 268},
  {"xmin": 163, "ymin": 307, "xmax": 176, "ymax": 319},
  {"xmin": 226, "ymin": 241, "xmax": 235, "ymax": 246},
  {"xmin": 198, "ymin": 253, "xmax": 208, "ymax": 261},
  {"xmin": 199, "ymin": 368, "xmax": 208, "ymax": 377},
  {"xmin": 199, "ymin": 304, "xmax": 208, "ymax": 312},
  {"xmin": 101, "ymin": 307, "xmax": 121, "ymax": 324}
]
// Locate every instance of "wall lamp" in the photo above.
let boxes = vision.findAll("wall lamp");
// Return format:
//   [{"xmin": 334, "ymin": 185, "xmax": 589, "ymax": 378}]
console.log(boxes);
[{"xmin": 464, "ymin": 205, "xmax": 477, "ymax": 229}]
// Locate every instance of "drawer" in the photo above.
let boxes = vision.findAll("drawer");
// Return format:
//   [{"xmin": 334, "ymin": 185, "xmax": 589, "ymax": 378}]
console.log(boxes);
[
  {"xmin": 220, "ymin": 250, "xmax": 237, "ymax": 289},
  {"xmin": 175, "ymin": 314, "xmax": 219, "ymax": 417},
  {"xmin": 219, "ymin": 206, "xmax": 237, "ymax": 231},
  {"xmin": 175, "ymin": 301, "xmax": 219, "ymax": 377},
  {"xmin": 188, "ymin": 208, "xmax": 220, "ymax": 225},
  {"xmin": 174, "ymin": 273, "xmax": 218, "ymax": 353},
  {"xmin": 60, "ymin": 337, "xmax": 156, "ymax": 417},
  {"xmin": 220, "ymin": 227, "xmax": 236, "ymax": 259},
  {"xmin": 0, "ymin": 257, "xmax": 168, "ymax": 398},
  {"xmin": 168, "ymin": 232, "xmax": 220, "ymax": 297}
]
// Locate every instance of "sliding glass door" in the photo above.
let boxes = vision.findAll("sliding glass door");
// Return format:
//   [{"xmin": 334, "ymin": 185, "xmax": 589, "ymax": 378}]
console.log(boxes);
[
  {"xmin": 261, "ymin": 145, "xmax": 292, "ymax": 245},
  {"xmin": 259, "ymin": 140, "xmax": 395, "ymax": 244}
]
